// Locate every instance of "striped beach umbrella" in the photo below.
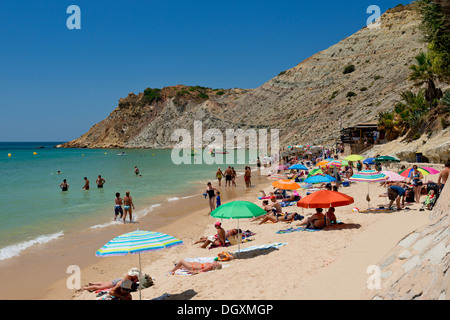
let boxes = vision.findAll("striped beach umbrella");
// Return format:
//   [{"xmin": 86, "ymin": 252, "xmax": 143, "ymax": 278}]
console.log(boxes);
[
  {"xmin": 399, "ymin": 167, "xmax": 436, "ymax": 178},
  {"xmin": 96, "ymin": 230, "xmax": 183, "ymax": 299},
  {"xmin": 349, "ymin": 171, "xmax": 387, "ymax": 209}
]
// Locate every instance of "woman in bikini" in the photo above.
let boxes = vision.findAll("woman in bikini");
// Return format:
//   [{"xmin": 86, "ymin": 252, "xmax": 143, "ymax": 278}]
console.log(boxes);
[
  {"xmin": 123, "ymin": 190, "xmax": 135, "ymax": 223},
  {"xmin": 296, "ymin": 208, "xmax": 325, "ymax": 229},
  {"xmin": 409, "ymin": 165, "xmax": 424, "ymax": 204},
  {"xmin": 216, "ymin": 168, "xmax": 223, "ymax": 186},
  {"xmin": 168, "ymin": 259, "xmax": 222, "ymax": 275}
]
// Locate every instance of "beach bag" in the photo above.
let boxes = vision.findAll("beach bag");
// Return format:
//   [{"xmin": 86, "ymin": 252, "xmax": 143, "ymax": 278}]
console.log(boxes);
[
  {"xmin": 138, "ymin": 274, "xmax": 154, "ymax": 289},
  {"xmin": 228, "ymin": 233, "xmax": 242, "ymax": 245},
  {"xmin": 217, "ymin": 251, "xmax": 233, "ymax": 261}
]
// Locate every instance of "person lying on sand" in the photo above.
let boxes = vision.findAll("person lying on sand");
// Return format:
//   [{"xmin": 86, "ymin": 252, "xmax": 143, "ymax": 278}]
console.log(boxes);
[
  {"xmin": 168, "ymin": 259, "xmax": 222, "ymax": 275},
  {"xmin": 82, "ymin": 268, "xmax": 140, "ymax": 300},
  {"xmin": 258, "ymin": 212, "xmax": 303, "ymax": 225}
]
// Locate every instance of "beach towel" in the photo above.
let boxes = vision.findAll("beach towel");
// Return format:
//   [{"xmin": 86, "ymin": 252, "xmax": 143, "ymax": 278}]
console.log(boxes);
[
  {"xmin": 280, "ymin": 201, "xmax": 297, "ymax": 207},
  {"xmin": 234, "ymin": 242, "xmax": 287, "ymax": 253},
  {"xmin": 276, "ymin": 221, "xmax": 343, "ymax": 234}
]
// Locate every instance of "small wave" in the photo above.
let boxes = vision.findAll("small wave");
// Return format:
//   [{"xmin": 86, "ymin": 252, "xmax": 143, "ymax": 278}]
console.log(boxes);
[
  {"xmin": 167, "ymin": 197, "xmax": 179, "ymax": 202},
  {"xmin": 181, "ymin": 195, "xmax": 197, "ymax": 200},
  {"xmin": 0, "ymin": 231, "xmax": 64, "ymax": 261}
]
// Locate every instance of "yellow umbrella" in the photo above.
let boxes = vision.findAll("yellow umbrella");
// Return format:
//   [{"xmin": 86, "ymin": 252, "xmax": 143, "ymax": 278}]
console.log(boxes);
[{"xmin": 344, "ymin": 155, "xmax": 364, "ymax": 162}]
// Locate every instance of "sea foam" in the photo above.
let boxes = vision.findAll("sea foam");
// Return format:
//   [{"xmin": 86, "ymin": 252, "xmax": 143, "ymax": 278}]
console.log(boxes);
[{"xmin": 0, "ymin": 231, "xmax": 64, "ymax": 261}]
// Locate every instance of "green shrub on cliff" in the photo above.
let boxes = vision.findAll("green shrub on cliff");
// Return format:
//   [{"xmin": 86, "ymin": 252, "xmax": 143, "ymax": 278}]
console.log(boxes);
[{"xmin": 143, "ymin": 88, "xmax": 161, "ymax": 104}]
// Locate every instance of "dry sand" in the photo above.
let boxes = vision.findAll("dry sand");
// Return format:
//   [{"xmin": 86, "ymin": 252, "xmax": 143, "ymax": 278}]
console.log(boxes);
[{"xmin": 62, "ymin": 167, "xmax": 433, "ymax": 301}]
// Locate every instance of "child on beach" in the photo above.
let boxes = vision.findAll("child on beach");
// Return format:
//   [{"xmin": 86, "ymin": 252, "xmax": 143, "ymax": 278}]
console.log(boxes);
[
  {"xmin": 216, "ymin": 191, "xmax": 221, "ymax": 208},
  {"xmin": 114, "ymin": 192, "xmax": 123, "ymax": 221},
  {"xmin": 424, "ymin": 189, "xmax": 436, "ymax": 210}
]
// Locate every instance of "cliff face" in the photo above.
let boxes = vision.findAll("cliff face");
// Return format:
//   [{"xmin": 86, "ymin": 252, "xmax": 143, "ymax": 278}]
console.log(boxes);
[{"xmin": 60, "ymin": 6, "xmax": 426, "ymax": 149}]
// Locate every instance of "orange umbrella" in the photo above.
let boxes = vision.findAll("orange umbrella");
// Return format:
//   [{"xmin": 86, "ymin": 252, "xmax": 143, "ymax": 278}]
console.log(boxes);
[
  {"xmin": 297, "ymin": 190, "xmax": 354, "ymax": 209},
  {"xmin": 316, "ymin": 161, "xmax": 329, "ymax": 167},
  {"xmin": 272, "ymin": 179, "xmax": 300, "ymax": 190}
]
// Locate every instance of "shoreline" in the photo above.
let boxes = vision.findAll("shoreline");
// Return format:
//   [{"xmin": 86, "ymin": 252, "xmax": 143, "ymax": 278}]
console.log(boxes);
[{"xmin": 0, "ymin": 167, "xmax": 269, "ymax": 300}]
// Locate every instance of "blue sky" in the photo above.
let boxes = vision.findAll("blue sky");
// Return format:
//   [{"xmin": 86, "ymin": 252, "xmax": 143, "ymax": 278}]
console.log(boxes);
[{"xmin": 0, "ymin": 0, "xmax": 410, "ymax": 142}]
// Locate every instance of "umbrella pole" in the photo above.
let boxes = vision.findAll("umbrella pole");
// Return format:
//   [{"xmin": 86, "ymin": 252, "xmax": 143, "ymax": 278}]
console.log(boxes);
[
  {"xmin": 139, "ymin": 253, "xmax": 142, "ymax": 301},
  {"xmin": 237, "ymin": 219, "xmax": 240, "ymax": 256}
]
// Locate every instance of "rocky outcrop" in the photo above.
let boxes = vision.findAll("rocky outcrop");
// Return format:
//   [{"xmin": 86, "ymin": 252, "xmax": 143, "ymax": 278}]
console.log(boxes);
[
  {"xmin": 362, "ymin": 182, "xmax": 450, "ymax": 300},
  {"xmin": 61, "ymin": 5, "xmax": 428, "ymax": 149}
]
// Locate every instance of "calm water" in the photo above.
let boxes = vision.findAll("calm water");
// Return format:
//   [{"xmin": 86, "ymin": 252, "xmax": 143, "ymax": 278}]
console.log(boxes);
[{"xmin": 0, "ymin": 142, "xmax": 254, "ymax": 260}]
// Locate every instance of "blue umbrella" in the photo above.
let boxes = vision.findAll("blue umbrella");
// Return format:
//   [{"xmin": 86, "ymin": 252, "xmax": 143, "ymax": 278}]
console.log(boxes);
[
  {"xmin": 304, "ymin": 174, "xmax": 336, "ymax": 184},
  {"xmin": 363, "ymin": 158, "xmax": 376, "ymax": 165},
  {"xmin": 289, "ymin": 164, "xmax": 308, "ymax": 170},
  {"xmin": 325, "ymin": 158, "xmax": 335, "ymax": 161}
]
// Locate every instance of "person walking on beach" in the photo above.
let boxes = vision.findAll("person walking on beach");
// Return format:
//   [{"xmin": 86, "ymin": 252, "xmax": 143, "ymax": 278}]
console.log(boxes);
[
  {"xmin": 123, "ymin": 190, "xmax": 135, "ymax": 223},
  {"xmin": 231, "ymin": 167, "xmax": 237, "ymax": 187},
  {"xmin": 224, "ymin": 166, "xmax": 232, "ymax": 187},
  {"xmin": 82, "ymin": 177, "xmax": 90, "ymax": 190},
  {"xmin": 205, "ymin": 182, "xmax": 218, "ymax": 213},
  {"xmin": 244, "ymin": 166, "xmax": 252, "ymax": 188},
  {"xmin": 438, "ymin": 162, "xmax": 450, "ymax": 192},
  {"xmin": 96, "ymin": 175, "xmax": 106, "ymax": 188},
  {"xmin": 216, "ymin": 168, "xmax": 223, "ymax": 186},
  {"xmin": 114, "ymin": 192, "xmax": 124, "ymax": 221},
  {"xmin": 257, "ymin": 157, "xmax": 261, "ymax": 170},
  {"xmin": 60, "ymin": 179, "xmax": 69, "ymax": 191}
]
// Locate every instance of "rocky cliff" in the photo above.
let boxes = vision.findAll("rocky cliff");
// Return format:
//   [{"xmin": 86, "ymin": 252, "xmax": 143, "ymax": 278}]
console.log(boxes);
[{"xmin": 60, "ymin": 5, "xmax": 427, "ymax": 149}]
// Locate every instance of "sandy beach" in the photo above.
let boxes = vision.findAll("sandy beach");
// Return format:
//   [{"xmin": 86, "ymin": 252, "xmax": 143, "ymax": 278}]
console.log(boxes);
[{"xmin": 56, "ymin": 164, "xmax": 438, "ymax": 301}]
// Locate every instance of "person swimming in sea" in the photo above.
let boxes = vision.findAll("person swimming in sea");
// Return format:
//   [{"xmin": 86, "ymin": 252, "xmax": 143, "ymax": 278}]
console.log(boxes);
[
  {"xmin": 134, "ymin": 166, "xmax": 140, "ymax": 176},
  {"xmin": 114, "ymin": 192, "xmax": 123, "ymax": 221}
]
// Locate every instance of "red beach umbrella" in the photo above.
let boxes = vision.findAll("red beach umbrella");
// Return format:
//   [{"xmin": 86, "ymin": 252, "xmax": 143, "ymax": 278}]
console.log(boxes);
[{"xmin": 297, "ymin": 190, "xmax": 354, "ymax": 209}]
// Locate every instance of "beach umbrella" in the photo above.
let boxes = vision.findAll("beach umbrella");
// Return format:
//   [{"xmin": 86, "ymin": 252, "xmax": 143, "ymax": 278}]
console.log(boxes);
[
  {"xmin": 289, "ymin": 164, "xmax": 308, "ymax": 170},
  {"xmin": 363, "ymin": 158, "xmax": 376, "ymax": 165},
  {"xmin": 96, "ymin": 229, "xmax": 183, "ymax": 300},
  {"xmin": 267, "ymin": 173, "xmax": 286, "ymax": 180},
  {"xmin": 211, "ymin": 201, "xmax": 266, "ymax": 254},
  {"xmin": 349, "ymin": 171, "xmax": 387, "ymax": 209},
  {"xmin": 325, "ymin": 158, "xmax": 335, "ymax": 161},
  {"xmin": 276, "ymin": 165, "xmax": 289, "ymax": 171},
  {"xmin": 297, "ymin": 190, "xmax": 354, "ymax": 209},
  {"xmin": 381, "ymin": 171, "xmax": 405, "ymax": 182},
  {"xmin": 344, "ymin": 155, "xmax": 365, "ymax": 162},
  {"xmin": 375, "ymin": 155, "xmax": 400, "ymax": 163},
  {"xmin": 304, "ymin": 174, "xmax": 336, "ymax": 184},
  {"xmin": 326, "ymin": 160, "xmax": 342, "ymax": 167},
  {"xmin": 272, "ymin": 179, "xmax": 301, "ymax": 190},
  {"xmin": 399, "ymin": 167, "xmax": 431, "ymax": 178},
  {"xmin": 316, "ymin": 161, "xmax": 329, "ymax": 167},
  {"xmin": 307, "ymin": 168, "xmax": 323, "ymax": 178}
]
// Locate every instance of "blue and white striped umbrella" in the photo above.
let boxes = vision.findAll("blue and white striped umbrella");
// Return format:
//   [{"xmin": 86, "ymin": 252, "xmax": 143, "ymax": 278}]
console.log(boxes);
[{"xmin": 96, "ymin": 230, "xmax": 183, "ymax": 257}]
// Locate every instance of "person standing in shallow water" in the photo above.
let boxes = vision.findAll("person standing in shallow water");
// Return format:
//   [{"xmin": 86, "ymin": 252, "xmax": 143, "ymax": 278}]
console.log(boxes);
[
  {"xmin": 60, "ymin": 179, "xmax": 69, "ymax": 191},
  {"xmin": 123, "ymin": 190, "xmax": 135, "ymax": 223},
  {"xmin": 96, "ymin": 175, "xmax": 106, "ymax": 188},
  {"xmin": 82, "ymin": 177, "xmax": 90, "ymax": 190}
]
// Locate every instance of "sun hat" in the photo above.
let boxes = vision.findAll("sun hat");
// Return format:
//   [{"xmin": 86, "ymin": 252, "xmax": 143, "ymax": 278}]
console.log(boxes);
[
  {"xmin": 128, "ymin": 267, "xmax": 141, "ymax": 277},
  {"xmin": 215, "ymin": 222, "xmax": 221, "ymax": 226}
]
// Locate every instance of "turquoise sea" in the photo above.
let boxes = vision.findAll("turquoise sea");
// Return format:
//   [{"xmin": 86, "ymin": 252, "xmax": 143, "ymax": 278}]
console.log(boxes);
[{"xmin": 0, "ymin": 142, "xmax": 254, "ymax": 261}]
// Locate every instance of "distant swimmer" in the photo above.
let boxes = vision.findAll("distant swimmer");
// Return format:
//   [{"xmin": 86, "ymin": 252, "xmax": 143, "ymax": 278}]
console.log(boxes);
[
  {"xmin": 60, "ymin": 179, "xmax": 69, "ymax": 191},
  {"xmin": 123, "ymin": 190, "xmax": 135, "ymax": 223},
  {"xmin": 82, "ymin": 177, "xmax": 90, "ymax": 190},
  {"xmin": 134, "ymin": 166, "xmax": 140, "ymax": 176},
  {"xmin": 57, "ymin": 171, "xmax": 62, "ymax": 174},
  {"xmin": 114, "ymin": 192, "xmax": 124, "ymax": 221},
  {"xmin": 96, "ymin": 175, "xmax": 106, "ymax": 188}
]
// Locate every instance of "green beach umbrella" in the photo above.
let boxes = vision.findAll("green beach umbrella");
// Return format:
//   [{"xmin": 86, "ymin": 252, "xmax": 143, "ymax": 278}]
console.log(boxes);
[
  {"xmin": 211, "ymin": 201, "xmax": 266, "ymax": 254},
  {"xmin": 375, "ymin": 156, "xmax": 400, "ymax": 163},
  {"xmin": 96, "ymin": 229, "xmax": 183, "ymax": 299}
]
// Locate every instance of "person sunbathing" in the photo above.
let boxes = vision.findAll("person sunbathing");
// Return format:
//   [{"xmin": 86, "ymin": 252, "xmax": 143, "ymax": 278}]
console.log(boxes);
[
  {"xmin": 296, "ymin": 208, "xmax": 325, "ymax": 229},
  {"xmin": 168, "ymin": 259, "xmax": 222, "ymax": 275},
  {"xmin": 82, "ymin": 268, "xmax": 140, "ymax": 299},
  {"xmin": 258, "ymin": 212, "xmax": 302, "ymax": 225}
]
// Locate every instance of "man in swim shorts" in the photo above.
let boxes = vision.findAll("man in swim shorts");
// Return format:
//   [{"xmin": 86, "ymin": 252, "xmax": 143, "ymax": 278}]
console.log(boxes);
[
  {"xmin": 438, "ymin": 162, "xmax": 449, "ymax": 192},
  {"xmin": 114, "ymin": 192, "xmax": 123, "ymax": 221},
  {"xmin": 82, "ymin": 177, "xmax": 90, "ymax": 190},
  {"xmin": 224, "ymin": 166, "xmax": 232, "ymax": 187},
  {"xmin": 388, "ymin": 184, "xmax": 406, "ymax": 210}
]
